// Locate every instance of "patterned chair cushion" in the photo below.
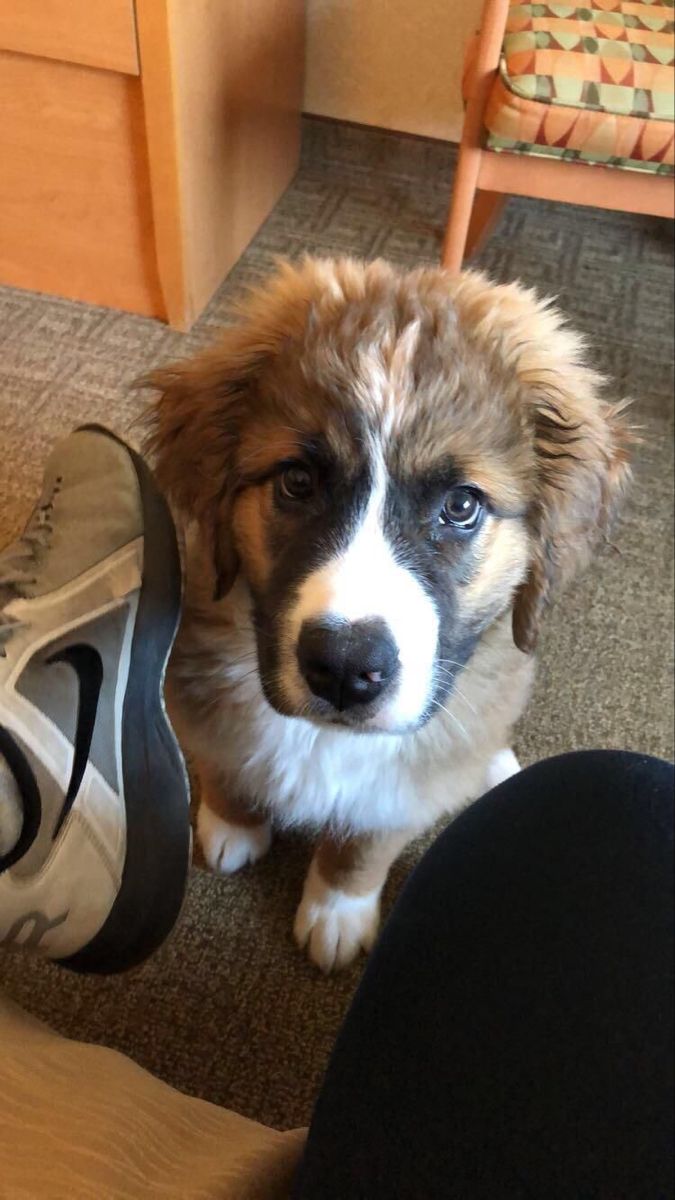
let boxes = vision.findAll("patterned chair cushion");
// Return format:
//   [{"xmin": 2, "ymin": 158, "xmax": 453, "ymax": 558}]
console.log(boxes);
[{"xmin": 483, "ymin": 1, "xmax": 675, "ymax": 174}]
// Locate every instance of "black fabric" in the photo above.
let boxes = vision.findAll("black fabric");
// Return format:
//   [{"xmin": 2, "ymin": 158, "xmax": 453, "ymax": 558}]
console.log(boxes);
[
  {"xmin": 0, "ymin": 726, "xmax": 40, "ymax": 872},
  {"xmin": 294, "ymin": 751, "xmax": 675, "ymax": 1200}
]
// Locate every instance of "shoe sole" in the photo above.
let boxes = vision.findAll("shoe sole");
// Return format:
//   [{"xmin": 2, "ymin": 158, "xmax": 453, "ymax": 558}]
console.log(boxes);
[{"xmin": 58, "ymin": 426, "xmax": 191, "ymax": 974}]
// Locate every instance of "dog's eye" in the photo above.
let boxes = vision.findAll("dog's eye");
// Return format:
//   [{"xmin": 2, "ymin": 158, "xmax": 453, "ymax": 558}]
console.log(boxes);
[
  {"xmin": 439, "ymin": 487, "xmax": 484, "ymax": 531},
  {"xmin": 277, "ymin": 464, "xmax": 315, "ymax": 502}
]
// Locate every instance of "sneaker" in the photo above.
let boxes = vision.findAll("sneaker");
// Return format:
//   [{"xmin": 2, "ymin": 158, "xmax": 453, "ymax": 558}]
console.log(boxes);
[{"xmin": 0, "ymin": 426, "xmax": 191, "ymax": 973}]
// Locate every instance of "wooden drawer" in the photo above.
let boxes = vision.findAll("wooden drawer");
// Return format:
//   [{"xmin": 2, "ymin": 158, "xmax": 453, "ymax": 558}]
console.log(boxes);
[
  {"xmin": 0, "ymin": 0, "xmax": 303, "ymax": 328},
  {"xmin": 0, "ymin": 51, "xmax": 160, "ymax": 316},
  {"xmin": 0, "ymin": 0, "xmax": 139, "ymax": 75}
]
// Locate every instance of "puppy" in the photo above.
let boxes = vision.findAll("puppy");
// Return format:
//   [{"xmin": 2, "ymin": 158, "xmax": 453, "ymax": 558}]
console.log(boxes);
[{"xmin": 145, "ymin": 257, "xmax": 630, "ymax": 972}]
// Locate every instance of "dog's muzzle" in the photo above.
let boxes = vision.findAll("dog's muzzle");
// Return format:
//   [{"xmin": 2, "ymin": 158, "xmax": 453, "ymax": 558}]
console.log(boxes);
[{"xmin": 297, "ymin": 617, "xmax": 400, "ymax": 712}]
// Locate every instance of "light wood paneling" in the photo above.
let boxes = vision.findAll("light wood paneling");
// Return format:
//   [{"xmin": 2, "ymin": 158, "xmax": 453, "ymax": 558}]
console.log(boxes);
[
  {"xmin": 305, "ymin": 0, "xmax": 481, "ymax": 143},
  {"xmin": 133, "ymin": 1, "xmax": 188, "ymax": 329},
  {"xmin": 0, "ymin": 2, "xmax": 303, "ymax": 327},
  {"xmin": 0, "ymin": 0, "xmax": 139, "ymax": 75},
  {"xmin": 137, "ymin": 0, "xmax": 304, "ymax": 327},
  {"xmin": 0, "ymin": 51, "xmax": 163, "ymax": 317},
  {"xmin": 478, "ymin": 152, "xmax": 675, "ymax": 220}
]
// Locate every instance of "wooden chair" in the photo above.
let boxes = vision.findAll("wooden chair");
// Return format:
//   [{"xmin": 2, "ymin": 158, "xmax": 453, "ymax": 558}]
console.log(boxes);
[{"xmin": 442, "ymin": 0, "xmax": 675, "ymax": 271}]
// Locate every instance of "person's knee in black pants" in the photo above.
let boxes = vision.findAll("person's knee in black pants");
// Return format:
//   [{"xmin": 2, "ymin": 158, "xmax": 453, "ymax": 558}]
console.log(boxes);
[{"xmin": 294, "ymin": 750, "xmax": 674, "ymax": 1200}]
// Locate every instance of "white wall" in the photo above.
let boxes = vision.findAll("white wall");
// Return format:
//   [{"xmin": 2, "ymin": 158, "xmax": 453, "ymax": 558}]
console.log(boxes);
[{"xmin": 304, "ymin": 0, "xmax": 482, "ymax": 143}]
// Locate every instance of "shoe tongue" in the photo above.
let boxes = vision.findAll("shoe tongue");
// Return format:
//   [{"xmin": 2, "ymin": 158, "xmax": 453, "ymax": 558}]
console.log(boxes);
[{"xmin": 0, "ymin": 729, "xmax": 40, "ymax": 873}]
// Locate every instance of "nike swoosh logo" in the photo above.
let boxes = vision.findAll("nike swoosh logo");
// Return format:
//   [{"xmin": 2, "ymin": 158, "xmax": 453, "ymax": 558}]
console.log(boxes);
[{"xmin": 47, "ymin": 644, "xmax": 103, "ymax": 838}]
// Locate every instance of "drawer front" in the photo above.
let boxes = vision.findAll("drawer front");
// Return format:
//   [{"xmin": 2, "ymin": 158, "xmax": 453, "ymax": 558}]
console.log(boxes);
[
  {"xmin": 0, "ymin": 0, "xmax": 139, "ymax": 75},
  {"xmin": 0, "ymin": 50, "xmax": 162, "ymax": 318}
]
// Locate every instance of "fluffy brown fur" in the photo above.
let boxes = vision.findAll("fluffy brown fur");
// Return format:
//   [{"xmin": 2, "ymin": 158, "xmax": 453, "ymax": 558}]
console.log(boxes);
[{"xmin": 143, "ymin": 257, "xmax": 631, "ymax": 971}]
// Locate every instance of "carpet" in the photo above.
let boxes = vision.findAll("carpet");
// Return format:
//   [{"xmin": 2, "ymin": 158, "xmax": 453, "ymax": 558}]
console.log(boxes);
[{"xmin": 0, "ymin": 117, "xmax": 673, "ymax": 1131}]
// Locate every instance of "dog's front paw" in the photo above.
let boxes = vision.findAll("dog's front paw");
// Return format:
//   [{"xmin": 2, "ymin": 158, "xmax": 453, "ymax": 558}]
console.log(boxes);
[
  {"xmin": 294, "ymin": 866, "xmax": 381, "ymax": 972},
  {"xmin": 197, "ymin": 803, "xmax": 272, "ymax": 874},
  {"xmin": 485, "ymin": 747, "xmax": 521, "ymax": 791}
]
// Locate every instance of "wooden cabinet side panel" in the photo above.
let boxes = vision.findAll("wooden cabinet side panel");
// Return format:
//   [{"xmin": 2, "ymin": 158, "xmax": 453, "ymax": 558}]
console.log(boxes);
[
  {"xmin": 0, "ymin": 52, "xmax": 163, "ymax": 318},
  {"xmin": 169, "ymin": 0, "xmax": 305, "ymax": 318}
]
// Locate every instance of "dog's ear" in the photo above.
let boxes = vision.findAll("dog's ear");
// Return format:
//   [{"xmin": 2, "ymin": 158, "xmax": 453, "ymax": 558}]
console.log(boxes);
[
  {"xmin": 450, "ymin": 274, "xmax": 633, "ymax": 654},
  {"xmin": 142, "ymin": 258, "xmax": 328, "ymax": 598},
  {"xmin": 142, "ymin": 332, "xmax": 264, "ymax": 600},
  {"xmin": 512, "ymin": 343, "xmax": 632, "ymax": 654}
]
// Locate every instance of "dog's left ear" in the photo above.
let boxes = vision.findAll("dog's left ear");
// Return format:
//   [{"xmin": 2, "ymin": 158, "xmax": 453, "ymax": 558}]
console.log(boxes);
[
  {"xmin": 449, "ymin": 273, "xmax": 633, "ymax": 655},
  {"xmin": 512, "ymin": 328, "xmax": 632, "ymax": 654}
]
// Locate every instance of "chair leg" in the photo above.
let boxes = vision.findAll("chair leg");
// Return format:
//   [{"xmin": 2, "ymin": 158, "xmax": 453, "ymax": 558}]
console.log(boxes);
[
  {"xmin": 465, "ymin": 190, "xmax": 506, "ymax": 260},
  {"xmin": 442, "ymin": 0, "xmax": 512, "ymax": 271},
  {"xmin": 441, "ymin": 145, "xmax": 482, "ymax": 272}
]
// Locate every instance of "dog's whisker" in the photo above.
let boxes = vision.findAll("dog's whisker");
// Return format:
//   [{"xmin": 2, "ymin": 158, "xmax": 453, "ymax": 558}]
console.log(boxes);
[
  {"xmin": 434, "ymin": 666, "xmax": 460, "ymax": 683},
  {"xmin": 452, "ymin": 688, "xmax": 477, "ymax": 716},
  {"xmin": 278, "ymin": 424, "xmax": 310, "ymax": 438},
  {"xmin": 430, "ymin": 700, "xmax": 469, "ymax": 741},
  {"xmin": 434, "ymin": 672, "xmax": 478, "ymax": 717},
  {"xmin": 253, "ymin": 626, "xmax": 278, "ymax": 644},
  {"xmin": 433, "ymin": 662, "xmax": 478, "ymax": 717},
  {"xmin": 237, "ymin": 667, "xmax": 261, "ymax": 685},
  {"xmin": 225, "ymin": 652, "xmax": 258, "ymax": 668},
  {"xmin": 235, "ymin": 444, "xmax": 274, "ymax": 471}
]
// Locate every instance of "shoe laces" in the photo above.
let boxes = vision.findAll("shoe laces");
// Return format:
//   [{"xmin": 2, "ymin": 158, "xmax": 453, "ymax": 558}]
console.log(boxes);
[{"xmin": 0, "ymin": 477, "xmax": 62, "ymax": 656}]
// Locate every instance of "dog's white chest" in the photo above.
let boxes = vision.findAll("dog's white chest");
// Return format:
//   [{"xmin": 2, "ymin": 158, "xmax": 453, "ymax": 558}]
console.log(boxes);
[
  {"xmin": 173, "ymin": 602, "xmax": 532, "ymax": 836},
  {"xmin": 191, "ymin": 673, "xmax": 500, "ymax": 835}
]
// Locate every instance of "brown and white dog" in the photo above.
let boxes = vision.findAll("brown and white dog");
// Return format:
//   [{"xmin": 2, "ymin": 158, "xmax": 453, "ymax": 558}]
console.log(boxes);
[{"xmin": 145, "ymin": 257, "xmax": 630, "ymax": 972}]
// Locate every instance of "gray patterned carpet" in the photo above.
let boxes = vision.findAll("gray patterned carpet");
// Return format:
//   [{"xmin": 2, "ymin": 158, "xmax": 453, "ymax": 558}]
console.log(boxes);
[{"xmin": 1, "ymin": 118, "xmax": 673, "ymax": 1131}]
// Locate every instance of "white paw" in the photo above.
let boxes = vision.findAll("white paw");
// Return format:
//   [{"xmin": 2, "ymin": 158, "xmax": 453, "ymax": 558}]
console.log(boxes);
[
  {"xmin": 485, "ymin": 747, "xmax": 521, "ymax": 791},
  {"xmin": 294, "ymin": 865, "xmax": 381, "ymax": 972},
  {"xmin": 197, "ymin": 803, "xmax": 272, "ymax": 874}
]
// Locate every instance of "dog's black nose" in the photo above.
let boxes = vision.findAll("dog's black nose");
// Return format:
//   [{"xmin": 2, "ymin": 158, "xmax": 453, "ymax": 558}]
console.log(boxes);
[{"xmin": 297, "ymin": 618, "xmax": 400, "ymax": 711}]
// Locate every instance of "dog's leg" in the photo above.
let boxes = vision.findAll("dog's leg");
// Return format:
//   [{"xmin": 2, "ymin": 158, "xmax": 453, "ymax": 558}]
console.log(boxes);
[
  {"xmin": 197, "ymin": 771, "xmax": 272, "ymax": 875},
  {"xmin": 294, "ymin": 830, "xmax": 411, "ymax": 972},
  {"xmin": 485, "ymin": 748, "xmax": 521, "ymax": 791}
]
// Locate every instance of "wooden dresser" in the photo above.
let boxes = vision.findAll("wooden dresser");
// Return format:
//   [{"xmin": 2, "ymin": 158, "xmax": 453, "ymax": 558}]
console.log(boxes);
[{"xmin": 0, "ymin": 1, "xmax": 304, "ymax": 328}]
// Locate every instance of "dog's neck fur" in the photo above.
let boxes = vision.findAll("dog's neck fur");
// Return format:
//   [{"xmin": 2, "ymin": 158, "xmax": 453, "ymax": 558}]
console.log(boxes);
[{"xmin": 169, "ymin": 539, "xmax": 534, "ymax": 837}]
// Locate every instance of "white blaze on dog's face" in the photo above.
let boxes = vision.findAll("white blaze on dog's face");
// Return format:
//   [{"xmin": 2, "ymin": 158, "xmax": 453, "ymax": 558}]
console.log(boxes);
[
  {"xmin": 220, "ymin": 279, "xmax": 538, "ymax": 734},
  {"xmin": 282, "ymin": 451, "xmax": 441, "ymax": 732},
  {"xmin": 147, "ymin": 258, "xmax": 631, "ymax": 733},
  {"xmin": 252, "ymin": 421, "xmax": 531, "ymax": 733}
]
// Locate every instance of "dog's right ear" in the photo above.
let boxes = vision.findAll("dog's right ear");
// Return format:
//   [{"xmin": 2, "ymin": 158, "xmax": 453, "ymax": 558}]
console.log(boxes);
[
  {"xmin": 142, "ymin": 257, "xmax": 328, "ymax": 597},
  {"xmin": 141, "ymin": 336, "xmax": 260, "ymax": 600}
]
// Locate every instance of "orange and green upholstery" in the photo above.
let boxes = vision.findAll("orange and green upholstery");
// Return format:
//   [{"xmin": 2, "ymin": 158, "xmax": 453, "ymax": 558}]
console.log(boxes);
[{"xmin": 482, "ymin": 1, "xmax": 675, "ymax": 174}]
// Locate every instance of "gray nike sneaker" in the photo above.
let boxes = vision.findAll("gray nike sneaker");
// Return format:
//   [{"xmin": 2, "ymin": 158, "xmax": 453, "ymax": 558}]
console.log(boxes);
[{"xmin": 0, "ymin": 426, "xmax": 191, "ymax": 973}]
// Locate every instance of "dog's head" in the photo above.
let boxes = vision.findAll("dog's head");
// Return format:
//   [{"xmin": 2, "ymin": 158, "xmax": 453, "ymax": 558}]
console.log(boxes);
[{"xmin": 145, "ymin": 258, "xmax": 630, "ymax": 733}]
